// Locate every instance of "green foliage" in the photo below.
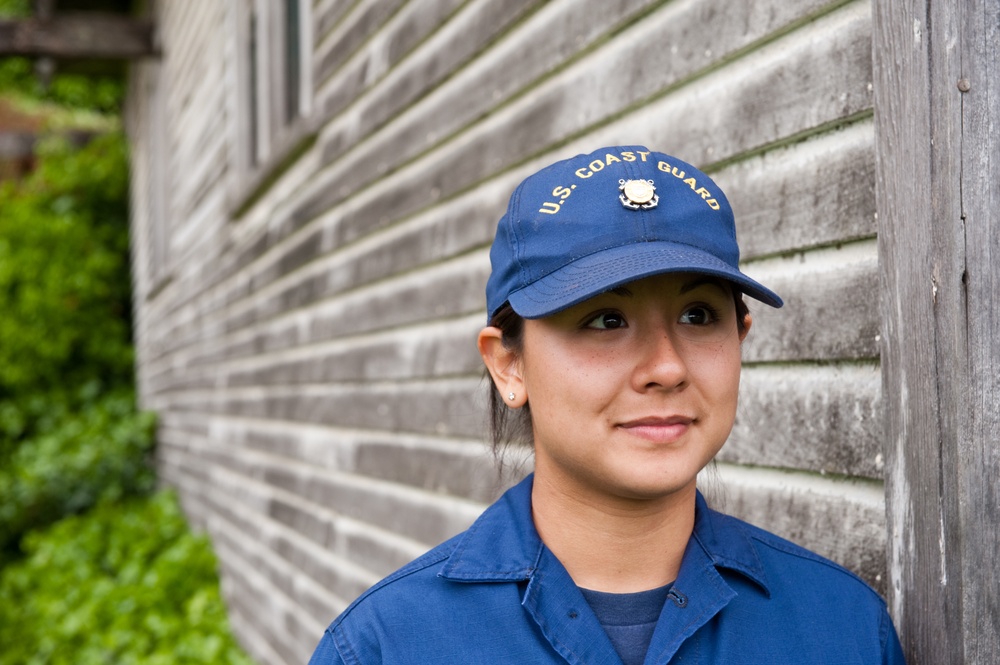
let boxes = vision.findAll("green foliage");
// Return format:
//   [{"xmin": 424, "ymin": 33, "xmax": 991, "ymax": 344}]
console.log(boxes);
[
  {"xmin": 0, "ymin": 59, "xmax": 254, "ymax": 665},
  {"xmin": 0, "ymin": 390, "xmax": 156, "ymax": 562},
  {"xmin": 0, "ymin": 58, "xmax": 125, "ymax": 114},
  {"xmin": 0, "ymin": 0, "xmax": 29, "ymax": 18},
  {"xmin": 0, "ymin": 56, "xmax": 33, "ymax": 95},
  {"xmin": 0, "ymin": 491, "xmax": 256, "ymax": 665},
  {"xmin": 0, "ymin": 1, "xmax": 124, "ymax": 115},
  {"xmin": 0, "ymin": 132, "xmax": 134, "ymax": 448}
]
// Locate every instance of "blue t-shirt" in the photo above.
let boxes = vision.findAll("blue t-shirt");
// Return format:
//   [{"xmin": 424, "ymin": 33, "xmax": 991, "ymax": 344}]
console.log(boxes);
[{"xmin": 579, "ymin": 584, "xmax": 671, "ymax": 665}]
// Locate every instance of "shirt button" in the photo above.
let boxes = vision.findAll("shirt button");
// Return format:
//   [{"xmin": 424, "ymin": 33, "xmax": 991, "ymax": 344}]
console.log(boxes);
[{"xmin": 668, "ymin": 589, "xmax": 688, "ymax": 608}]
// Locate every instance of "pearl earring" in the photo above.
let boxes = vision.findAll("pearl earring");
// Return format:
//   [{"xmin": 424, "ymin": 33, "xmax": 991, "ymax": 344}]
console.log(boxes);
[{"xmin": 507, "ymin": 392, "xmax": 516, "ymax": 401}]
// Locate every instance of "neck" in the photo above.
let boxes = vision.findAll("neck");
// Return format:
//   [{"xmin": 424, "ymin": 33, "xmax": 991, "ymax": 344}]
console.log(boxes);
[{"xmin": 530, "ymin": 473, "xmax": 697, "ymax": 594}]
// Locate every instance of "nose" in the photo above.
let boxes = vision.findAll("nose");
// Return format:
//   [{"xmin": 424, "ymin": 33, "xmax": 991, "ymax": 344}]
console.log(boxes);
[{"xmin": 631, "ymin": 327, "xmax": 688, "ymax": 393}]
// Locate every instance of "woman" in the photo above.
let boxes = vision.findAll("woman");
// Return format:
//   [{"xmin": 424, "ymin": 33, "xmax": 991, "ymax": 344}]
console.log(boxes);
[{"xmin": 309, "ymin": 146, "xmax": 905, "ymax": 664}]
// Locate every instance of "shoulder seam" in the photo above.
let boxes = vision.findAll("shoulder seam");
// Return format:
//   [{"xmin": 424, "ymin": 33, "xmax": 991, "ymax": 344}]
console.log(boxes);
[
  {"xmin": 330, "ymin": 543, "xmax": 456, "ymax": 628},
  {"xmin": 748, "ymin": 532, "xmax": 887, "ymax": 604}
]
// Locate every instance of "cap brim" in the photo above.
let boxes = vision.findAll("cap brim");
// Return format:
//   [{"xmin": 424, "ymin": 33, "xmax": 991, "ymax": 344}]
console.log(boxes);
[{"xmin": 507, "ymin": 241, "xmax": 783, "ymax": 318}]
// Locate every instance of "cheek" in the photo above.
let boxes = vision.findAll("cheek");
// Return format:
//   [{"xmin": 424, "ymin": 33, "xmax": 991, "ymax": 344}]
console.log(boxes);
[
  {"xmin": 691, "ymin": 341, "xmax": 743, "ymax": 400},
  {"xmin": 522, "ymin": 340, "xmax": 624, "ymax": 420}
]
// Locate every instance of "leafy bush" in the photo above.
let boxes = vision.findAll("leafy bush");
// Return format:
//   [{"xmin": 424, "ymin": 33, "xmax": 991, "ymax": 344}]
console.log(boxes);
[
  {"xmin": 0, "ymin": 0, "xmax": 28, "ymax": 18},
  {"xmin": 0, "ymin": 66, "xmax": 254, "ymax": 665},
  {"xmin": 0, "ymin": 0, "xmax": 123, "ymax": 114},
  {"xmin": 0, "ymin": 132, "xmax": 134, "ymax": 450},
  {"xmin": 0, "ymin": 491, "xmax": 255, "ymax": 665},
  {"xmin": 0, "ymin": 389, "xmax": 156, "ymax": 562},
  {"xmin": 0, "ymin": 57, "xmax": 125, "ymax": 116}
]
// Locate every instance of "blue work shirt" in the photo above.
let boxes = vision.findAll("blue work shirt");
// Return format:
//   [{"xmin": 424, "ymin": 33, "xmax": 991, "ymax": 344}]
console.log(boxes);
[{"xmin": 309, "ymin": 475, "xmax": 905, "ymax": 664}]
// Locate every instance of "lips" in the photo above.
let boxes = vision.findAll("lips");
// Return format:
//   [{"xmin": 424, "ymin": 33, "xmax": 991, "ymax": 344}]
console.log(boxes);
[{"xmin": 616, "ymin": 416, "xmax": 694, "ymax": 444}]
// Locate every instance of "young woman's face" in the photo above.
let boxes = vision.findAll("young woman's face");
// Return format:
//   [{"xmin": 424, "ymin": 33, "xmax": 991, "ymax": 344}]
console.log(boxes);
[{"xmin": 517, "ymin": 272, "xmax": 748, "ymax": 503}]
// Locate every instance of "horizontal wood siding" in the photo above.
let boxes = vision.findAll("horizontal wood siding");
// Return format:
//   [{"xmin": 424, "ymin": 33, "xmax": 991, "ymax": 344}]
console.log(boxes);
[{"xmin": 126, "ymin": 0, "xmax": 888, "ymax": 662}]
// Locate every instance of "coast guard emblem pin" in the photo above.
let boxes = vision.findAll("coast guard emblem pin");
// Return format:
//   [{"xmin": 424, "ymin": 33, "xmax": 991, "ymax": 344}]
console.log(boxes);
[{"xmin": 619, "ymin": 179, "xmax": 658, "ymax": 210}]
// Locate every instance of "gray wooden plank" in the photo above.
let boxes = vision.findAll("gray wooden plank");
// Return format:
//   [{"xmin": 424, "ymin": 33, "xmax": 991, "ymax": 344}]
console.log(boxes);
[
  {"xmin": 157, "ymin": 252, "xmax": 489, "ymax": 369},
  {"xmin": 204, "ymin": 416, "xmax": 515, "ymax": 505},
  {"xmin": 297, "ymin": 0, "xmax": 869, "ymax": 239},
  {"xmin": 314, "ymin": 0, "xmax": 357, "ymax": 42},
  {"xmin": 316, "ymin": 0, "xmax": 653, "ymax": 164},
  {"xmin": 191, "ymin": 378, "xmax": 485, "ymax": 439},
  {"xmin": 716, "ymin": 119, "xmax": 876, "ymax": 260},
  {"xmin": 220, "ymin": 318, "xmax": 483, "ymax": 387},
  {"xmin": 874, "ymin": 0, "xmax": 1000, "ymax": 661},
  {"xmin": 141, "ymin": 1, "xmax": 864, "ymax": 368},
  {"xmin": 158, "ymin": 436, "xmax": 429, "ymax": 577},
  {"xmin": 212, "ymin": 540, "xmax": 316, "ymax": 665},
  {"xmin": 316, "ymin": 0, "xmax": 466, "ymax": 122},
  {"xmin": 957, "ymin": 3, "xmax": 1000, "ymax": 657},
  {"xmin": 147, "ymin": 118, "xmax": 876, "ymax": 369},
  {"xmin": 743, "ymin": 243, "xmax": 879, "ymax": 362},
  {"xmin": 143, "ymin": 233, "xmax": 877, "ymax": 396},
  {"xmin": 168, "ymin": 432, "xmax": 483, "ymax": 553},
  {"xmin": 702, "ymin": 464, "xmax": 887, "ymax": 596},
  {"xmin": 0, "ymin": 14, "xmax": 155, "ymax": 58},
  {"xmin": 314, "ymin": 0, "xmax": 408, "ymax": 85},
  {"xmin": 726, "ymin": 363, "xmax": 882, "ymax": 479}
]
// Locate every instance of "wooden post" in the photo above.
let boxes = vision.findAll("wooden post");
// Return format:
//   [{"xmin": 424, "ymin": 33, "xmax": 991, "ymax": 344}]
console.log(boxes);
[
  {"xmin": 873, "ymin": 0, "xmax": 1000, "ymax": 663},
  {"xmin": 0, "ymin": 14, "xmax": 155, "ymax": 58}
]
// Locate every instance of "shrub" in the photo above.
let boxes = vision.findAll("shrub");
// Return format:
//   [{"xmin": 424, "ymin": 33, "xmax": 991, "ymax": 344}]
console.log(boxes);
[
  {"xmin": 0, "ymin": 389, "xmax": 156, "ymax": 562},
  {"xmin": 0, "ymin": 70, "xmax": 253, "ymax": 664},
  {"xmin": 0, "ymin": 491, "xmax": 255, "ymax": 665},
  {"xmin": 0, "ymin": 132, "xmax": 133, "ymax": 450},
  {"xmin": 1, "ymin": 0, "xmax": 123, "ymax": 114}
]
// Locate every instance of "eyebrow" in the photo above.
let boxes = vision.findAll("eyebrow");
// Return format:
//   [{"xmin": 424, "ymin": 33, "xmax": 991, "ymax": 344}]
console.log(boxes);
[
  {"xmin": 678, "ymin": 277, "xmax": 731, "ymax": 295},
  {"xmin": 604, "ymin": 277, "xmax": 730, "ymax": 298}
]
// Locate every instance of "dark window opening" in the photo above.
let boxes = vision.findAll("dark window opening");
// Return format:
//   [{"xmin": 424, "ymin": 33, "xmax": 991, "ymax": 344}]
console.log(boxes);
[
  {"xmin": 248, "ymin": 6, "xmax": 259, "ymax": 166},
  {"xmin": 284, "ymin": 0, "xmax": 301, "ymax": 125}
]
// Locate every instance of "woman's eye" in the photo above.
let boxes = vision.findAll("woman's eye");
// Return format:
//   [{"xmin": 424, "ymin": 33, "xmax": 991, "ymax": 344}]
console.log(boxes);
[
  {"xmin": 679, "ymin": 305, "xmax": 718, "ymax": 326},
  {"xmin": 585, "ymin": 312, "xmax": 627, "ymax": 330}
]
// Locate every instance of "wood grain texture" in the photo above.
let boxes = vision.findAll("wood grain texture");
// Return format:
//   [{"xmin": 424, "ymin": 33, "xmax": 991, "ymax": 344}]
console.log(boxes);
[
  {"xmin": 873, "ymin": 0, "xmax": 1000, "ymax": 662},
  {"xmin": 214, "ymin": 540, "xmax": 320, "ymax": 665},
  {"xmin": 157, "ymin": 432, "xmax": 431, "ymax": 575},
  {"xmin": 137, "ymin": 0, "xmax": 870, "ymax": 370},
  {"xmin": 0, "ymin": 14, "xmax": 155, "ymax": 57},
  {"xmin": 314, "ymin": 0, "xmax": 356, "ymax": 43},
  {"xmin": 316, "ymin": 0, "xmax": 656, "ymax": 165},
  {"xmin": 122, "ymin": 1, "xmax": 907, "ymax": 659},
  {"xmin": 703, "ymin": 463, "xmax": 888, "ymax": 595},
  {"xmin": 313, "ymin": 0, "xmax": 409, "ymax": 86},
  {"xmin": 727, "ymin": 363, "xmax": 882, "ymax": 478},
  {"xmin": 158, "ymin": 360, "xmax": 881, "ymax": 484},
  {"xmin": 742, "ymin": 241, "xmax": 880, "ymax": 362},
  {"xmin": 315, "ymin": 0, "xmax": 533, "ymax": 125},
  {"xmin": 145, "ymin": 121, "xmax": 874, "ymax": 373},
  {"xmin": 717, "ymin": 120, "xmax": 876, "ymax": 261},
  {"xmin": 297, "ymin": 0, "xmax": 869, "ymax": 237}
]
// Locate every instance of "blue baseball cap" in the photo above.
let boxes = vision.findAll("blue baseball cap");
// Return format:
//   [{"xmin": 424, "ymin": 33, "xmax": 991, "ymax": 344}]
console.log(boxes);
[{"xmin": 485, "ymin": 145, "xmax": 783, "ymax": 321}]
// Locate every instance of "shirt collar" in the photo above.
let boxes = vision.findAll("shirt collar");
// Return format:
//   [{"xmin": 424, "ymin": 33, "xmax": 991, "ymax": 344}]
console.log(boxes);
[
  {"xmin": 689, "ymin": 490, "xmax": 771, "ymax": 596},
  {"xmin": 439, "ymin": 473, "xmax": 771, "ymax": 596},
  {"xmin": 439, "ymin": 473, "xmax": 543, "ymax": 582}
]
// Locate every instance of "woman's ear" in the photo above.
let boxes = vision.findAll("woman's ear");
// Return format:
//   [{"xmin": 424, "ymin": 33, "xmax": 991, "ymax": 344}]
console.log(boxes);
[
  {"xmin": 477, "ymin": 326, "xmax": 526, "ymax": 407},
  {"xmin": 738, "ymin": 311, "xmax": 753, "ymax": 342}
]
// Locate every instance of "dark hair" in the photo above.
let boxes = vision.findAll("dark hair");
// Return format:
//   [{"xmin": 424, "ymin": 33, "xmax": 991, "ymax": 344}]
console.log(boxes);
[
  {"xmin": 484, "ymin": 292, "xmax": 751, "ymax": 458},
  {"xmin": 484, "ymin": 302, "xmax": 532, "ymax": 465}
]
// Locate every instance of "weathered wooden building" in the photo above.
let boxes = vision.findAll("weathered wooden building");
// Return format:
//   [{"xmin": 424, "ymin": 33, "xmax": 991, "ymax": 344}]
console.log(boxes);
[{"xmin": 120, "ymin": 1, "xmax": 997, "ymax": 664}]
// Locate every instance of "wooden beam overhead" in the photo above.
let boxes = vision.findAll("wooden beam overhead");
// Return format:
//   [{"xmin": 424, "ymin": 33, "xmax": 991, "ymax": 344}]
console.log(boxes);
[{"xmin": 0, "ymin": 13, "xmax": 155, "ymax": 59}]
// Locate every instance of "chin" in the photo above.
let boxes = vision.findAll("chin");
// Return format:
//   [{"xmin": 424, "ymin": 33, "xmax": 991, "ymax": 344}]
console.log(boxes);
[{"xmin": 605, "ymin": 469, "xmax": 701, "ymax": 502}]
